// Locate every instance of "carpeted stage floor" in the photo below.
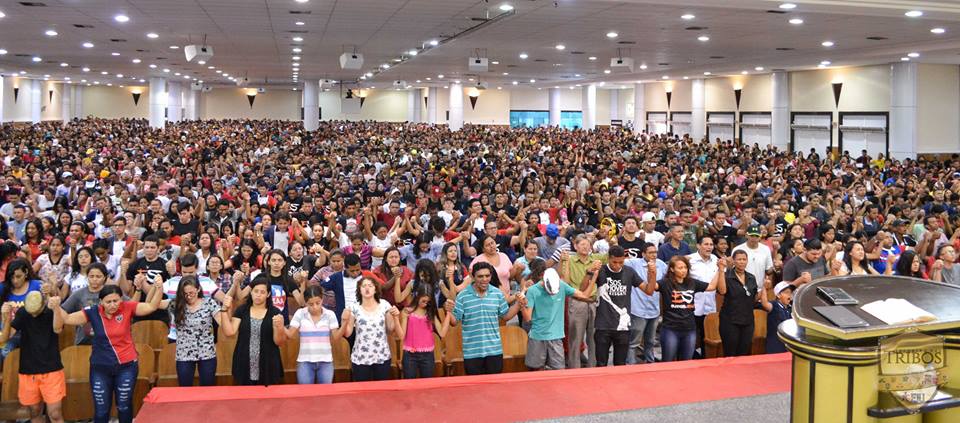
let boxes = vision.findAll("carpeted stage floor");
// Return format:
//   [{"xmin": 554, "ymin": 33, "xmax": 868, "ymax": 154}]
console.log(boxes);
[{"xmin": 137, "ymin": 353, "xmax": 792, "ymax": 423}]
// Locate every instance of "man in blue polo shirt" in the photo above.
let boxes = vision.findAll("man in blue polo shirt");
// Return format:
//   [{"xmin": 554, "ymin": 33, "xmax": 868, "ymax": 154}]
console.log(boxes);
[
  {"xmin": 445, "ymin": 262, "xmax": 525, "ymax": 375},
  {"xmin": 625, "ymin": 242, "xmax": 667, "ymax": 364}
]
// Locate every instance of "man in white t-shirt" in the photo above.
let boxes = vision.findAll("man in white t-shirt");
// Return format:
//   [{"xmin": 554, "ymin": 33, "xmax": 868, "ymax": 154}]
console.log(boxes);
[
  {"xmin": 732, "ymin": 225, "xmax": 774, "ymax": 287},
  {"xmin": 686, "ymin": 236, "xmax": 719, "ymax": 359},
  {"xmin": 640, "ymin": 212, "xmax": 664, "ymax": 249}
]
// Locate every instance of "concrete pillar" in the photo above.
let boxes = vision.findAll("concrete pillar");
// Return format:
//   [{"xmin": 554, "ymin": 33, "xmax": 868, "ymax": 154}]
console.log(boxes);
[
  {"xmin": 448, "ymin": 82, "xmax": 464, "ymax": 131},
  {"xmin": 427, "ymin": 87, "xmax": 438, "ymax": 124},
  {"xmin": 771, "ymin": 71, "xmax": 791, "ymax": 152},
  {"xmin": 549, "ymin": 88, "xmax": 561, "ymax": 126},
  {"xmin": 0, "ymin": 76, "xmax": 4, "ymax": 123},
  {"xmin": 30, "ymin": 79, "xmax": 42, "ymax": 124},
  {"xmin": 890, "ymin": 62, "xmax": 918, "ymax": 160},
  {"xmin": 61, "ymin": 83, "xmax": 72, "ymax": 125},
  {"xmin": 407, "ymin": 89, "xmax": 418, "ymax": 123},
  {"xmin": 183, "ymin": 89, "xmax": 198, "ymax": 121},
  {"xmin": 609, "ymin": 89, "xmax": 619, "ymax": 122},
  {"xmin": 73, "ymin": 84, "xmax": 83, "ymax": 120},
  {"xmin": 633, "ymin": 82, "xmax": 645, "ymax": 133},
  {"xmin": 167, "ymin": 81, "xmax": 182, "ymax": 122},
  {"xmin": 581, "ymin": 84, "xmax": 596, "ymax": 130},
  {"xmin": 149, "ymin": 77, "xmax": 166, "ymax": 129},
  {"xmin": 692, "ymin": 79, "xmax": 706, "ymax": 141},
  {"xmin": 302, "ymin": 79, "xmax": 319, "ymax": 131}
]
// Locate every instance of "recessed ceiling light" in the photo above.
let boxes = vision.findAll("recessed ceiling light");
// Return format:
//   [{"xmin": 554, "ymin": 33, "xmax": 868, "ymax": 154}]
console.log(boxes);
[
  {"xmin": 381, "ymin": 64, "xmax": 389, "ymax": 69},
  {"xmin": 293, "ymin": 36, "xmax": 304, "ymax": 42},
  {"xmin": 905, "ymin": 10, "xmax": 923, "ymax": 18},
  {"xmin": 604, "ymin": 69, "xmax": 611, "ymax": 74},
  {"xmin": 0, "ymin": 49, "xmax": 6, "ymax": 55},
  {"xmin": 408, "ymin": 49, "xmax": 418, "ymax": 56},
  {"xmin": 100, "ymin": 71, "xmax": 108, "ymax": 75},
  {"xmin": 19, "ymin": 71, "xmax": 25, "ymax": 75},
  {"xmin": 114, "ymin": 14, "xmax": 129, "ymax": 23},
  {"xmin": 0, "ymin": 11, "xmax": 5, "ymax": 18},
  {"xmin": 116, "ymin": 73, "xmax": 124, "ymax": 78},
  {"xmin": 606, "ymin": 31, "xmax": 618, "ymax": 38},
  {"xmin": 438, "ymin": 74, "xmax": 444, "ymax": 78},
  {"xmin": 779, "ymin": 3, "xmax": 797, "ymax": 9},
  {"xmin": 789, "ymin": 18, "xmax": 804, "ymax": 25},
  {"xmin": 415, "ymin": 80, "xmax": 421, "ymax": 83},
  {"xmin": 111, "ymin": 52, "xmax": 120, "ymax": 56},
  {"xmin": 588, "ymin": 56, "xmax": 597, "ymax": 61},
  {"xmin": 639, "ymin": 64, "xmax": 648, "ymax": 69},
  {"xmin": 499, "ymin": 3, "xmax": 514, "ymax": 12},
  {"xmin": 392, "ymin": 58, "xmax": 401, "ymax": 62},
  {"xmin": 698, "ymin": 35, "xmax": 710, "ymax": 42},
  {"xmin": 502, "ymin": 72, "xmax": 509, "ymax": 75},
  {"xmin": 132, "ymin": 58, "xmax": 141, "ymax": 63},
  {"xmin": 703, "ymin": 71, "xmax": 711, "ymax": 75},
  {"xmin": 574, "ymin": 73, "xmax": 581, "ymax": 77},
  {"xmin": 60, "ymin": 62, "xmax": 68, "ymax": 67},
  {"xmin": 292, "ymin": 48, "xmax": 302, "ymax": 53},
  {"xmin": 681, "ymin": 14, "xmax": 695, "ymax": 20},
  {"xmin": 429, "ymin": 39, "xmax": 439, "ymax": 46},
  {"xmin": 821, "ymin": 40, "xmax": 834, "ymax": 47},
  {"xmin": 491, "ymin": 60, "xmax": 499, "ymax": 64},
  {"xmin": 820, "ymin": 60, "xmax": 831, "ymax": 65},
  {"xmin": 149, "ymin": 64, "xmax": 157, "ymax": 68},
  {"xmin": 146, "ymin": 32, "xmax": 159, "ymax": 39},
  {"xmin": 82, "ymin": 67, "xmax": 90, "ymax": 72},
  {"xmin": 519, "ymin": 52, "xmax": 528, "ymax": 59},
  {"xmin": 82, "ymin": 42, "xmax": 95, "ymax": 48},
  {"xmin": 31, "ymin": 56, "xmax": 42, "ymax": 62},
  {"xmin": 295, "ymin": 21, "xmax": 305, "ymax": 26},
  {"xmin": 44, "ymin": 29, "xmax": 58, "ymax": 37},
  {"xmin": 163, "ymin": 68, "xmax": 170, "ymax": 73},
  {"xmin": 682, "ymin": 76, "xmax": 689, "ymax": 80},
  {"xmin": 555, "ymin": 44, "xmax": 565, "ymax": 50},
  {"xmin": 365, "ymin": 72, "xmax": 373, "ymax": 77},
  {"xmin": 530, "ymin": 79, "xmax": 536, "ymax": 83},
  {"xmin": 197, "ymin": 60, "xmax": 206, "ymax": 65},
  {"xmin": 755, "ymin": 66, "xmax": 764, "ymax": 71},
  {"xmin": 292, "ymin": 56, "xmax": 301, "ymax": 60},
  {"xmin": 426, "ymin": 77, "xmax": 431, "ymax": 80},
  {"xmin": 908, "ymin": 52, "xmax": 920, "ymax": 58},
  {"xmin": 139, "ymin": 79, "xmax": 145, "ymax": 83},
  {"xmin": 901, "ymin": 57, "xmax": 910, "ymax": 61},
  {"xmin": 215, "ymin": 70, "xmax": 222, "ymax": 73},
  {"xmin": 741, "ymin": 70, "xmax": 749, "ymax": 75},
  {"xmin": 931, "ymin": 27, "xmax": 946, "ymax": 34},
  {"xmin": 661, "ymin": 75, "xmax": 669, "ymax": 79},
  {"xmin": 296, "ymin": 0, "xmax": 309, "ymax": 3}
]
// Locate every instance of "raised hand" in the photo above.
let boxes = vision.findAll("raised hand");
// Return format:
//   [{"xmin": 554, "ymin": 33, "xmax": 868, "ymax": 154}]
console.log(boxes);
[
  {"xmin": 444, "ymin": 299, "xmax": 455, "ymax": 313},
  {"xmin": 272, "ymin": 314, "xmax": 284, "ymax": 328},
  {"xmin": 341, "ymin": 308, "xmax": 353, "ymax": 322},
  {"xmin": 47, "ymin": 295, "xmax": 61, "ymax": 309},
  {"xmin": 221, "ymin": 295, "xmax": 233, "ymax": 310},
  {"xmin": 388, "ymin": 306, "xmax": 400, "ymax": 318}
]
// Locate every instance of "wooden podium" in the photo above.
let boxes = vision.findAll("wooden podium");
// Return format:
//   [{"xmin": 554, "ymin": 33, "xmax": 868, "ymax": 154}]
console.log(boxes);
[{"xmin": 778, "ymin": 276, "xmax": 960, "ymax": 423}]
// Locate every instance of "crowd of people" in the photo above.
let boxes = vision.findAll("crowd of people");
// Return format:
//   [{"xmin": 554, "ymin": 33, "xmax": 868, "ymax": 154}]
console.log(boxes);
[{"xmin": 0, "ymin": 117, "xmax": 957, "ymax": 422}]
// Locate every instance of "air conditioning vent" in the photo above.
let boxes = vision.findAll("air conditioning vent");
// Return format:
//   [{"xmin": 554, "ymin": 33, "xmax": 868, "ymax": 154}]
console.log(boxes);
[
  {"xmin": 866, "ymin": 36, "xmax": 888, "ymax": 41},
  {"xmin": 658, "ymin": 62, "xmax": 670, "ymax": 66},
  {"xmin": 73, "ymin": 24, "xmax": 94, "ymax": 28},
  {"xmin": 570, "ymin": 51, "xmax": 585, "ymax": 55},
  {"xmin": 775, "ymin": 47, "xmax": 794, "ymax": 51},
  {"xmin": 19, "ymin": 2, "xmax": 47, "ymax": 6},
  {"xmin": 709, "ymin": 56, "xmax": 725, "ymax": 59},
  {"xmin": 288, "ymin": 30, "xmax": 308, "ymax": 34},
  {"xmin": 617, "ymin": 41, "xmax": 636, "ymax": 45},
  {"xmin": 289, "ymin": 10, "xmax": 312, "ymax": 14},
  {"xmin": 685, "ymin": 26, "xmax": 707, "ymax": 31},
  {"xmin": 766, "ymin": 10, "xmax": 787, "ymax": 14},
  {"xmin": 110, "ymin": 39, "xmax": 127, "ymax": 43}
]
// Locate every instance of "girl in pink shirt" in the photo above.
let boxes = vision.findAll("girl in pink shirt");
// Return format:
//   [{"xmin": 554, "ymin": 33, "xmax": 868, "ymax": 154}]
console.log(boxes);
[{"xmin": 399, "ymin": 286, "xmax": 452, "ymax": 379}]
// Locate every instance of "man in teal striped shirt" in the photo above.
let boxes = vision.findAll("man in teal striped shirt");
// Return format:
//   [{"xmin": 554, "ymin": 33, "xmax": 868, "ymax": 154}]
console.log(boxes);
[{"xmin": 446, "ymin": 262, "xmax": 525, "ymax": 375}]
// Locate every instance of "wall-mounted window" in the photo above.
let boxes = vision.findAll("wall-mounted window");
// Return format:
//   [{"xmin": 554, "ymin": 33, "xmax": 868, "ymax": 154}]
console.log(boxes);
[{"xmin": 510, "ymin": 110, "xmax": 583, "ymax": 129}]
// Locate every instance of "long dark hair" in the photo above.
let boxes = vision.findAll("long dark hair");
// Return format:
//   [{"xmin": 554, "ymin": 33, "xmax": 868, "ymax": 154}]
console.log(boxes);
[
  {"xmin": 377, "ymin": 246, "xmax": 401, "ymax": 276},
  {"xmin": 2, "ymin": 259, "xmax": 35, "ymax": 303},
  {"xmin": 413, "ymin": 258, "xmax": 439, "ymax": 292},
  {"xmin": 410, "ymin": 284, "xmax": 438, "ymax": 323},
  {"xmin": 528, "ymin": 258, "xmax": 546, "ymax": 283},
  {"xmin": 244, "ymin": 275, "xmax": 272, "ymax": 308},
  {"xmin": 895, "ymin": 250, "xmax": 923, "ymax": 278},
  {"xmin": 173, "ymin": 275, "xmax": 205, "ymax": 327},
  {"xmin": 72, "ymin": 246, "xmax": 94, "ymax": 277},
  {"xmin": 665, "ymin": 255, "xmax": 693, "ymax": 286},
  {"xmin": 843, "ymin": 241, "xmax": 871, "ymax": 273}
]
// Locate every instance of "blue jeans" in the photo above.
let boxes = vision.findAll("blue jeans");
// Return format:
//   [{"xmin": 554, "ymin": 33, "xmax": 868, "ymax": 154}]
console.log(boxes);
[
  {"xmin": 627, "ymin": 315, "xmax": 659, "ymax": 364},
  {"xmin": 660, "ymin": 327, "xmax": 697, "ymax": 362},
  {"xmin": 402, "ymin": 351, "xmax": 435, "ymax": 379},
  {"xmin": 296, "ymin": 361, "xmax": 333, "ymax": 384},
  {"xmin": 175, "ymin": 357, "xmax": 217, "ymax": 386},
  {"xmin": 90, "ymin": 361, "xmax": 138, "ymax": 423}
]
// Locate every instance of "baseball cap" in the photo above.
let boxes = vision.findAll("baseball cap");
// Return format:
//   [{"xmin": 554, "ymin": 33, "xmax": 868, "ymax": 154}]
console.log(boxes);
[
  {"xmin": 24, "ymin": 291, "xmax": 43, "ymax": 316},
  {"xmin": 641, "ymin": 211, "xmax": 656, "ymax": 223},
  {"xmin": 543, "ymin": 268, "xmax": 561, "ymax": 295},
  {"xmin": 61, "ymin": 171, "xmax": 73, "ymax": 179},
  {"xmin": 893, "ymin": 219, "xmax": 910, "ymax": 226},
  {"xmin": 774, "ymin": 282, "xmax": 795, "ymax": 296},
  {"xmin": 546, "ymin": 224, "xmax": 560, "ymax": 239},
  {"xmin": 747, "ymin": 225, "xmax": 762, "ymax": 237}
]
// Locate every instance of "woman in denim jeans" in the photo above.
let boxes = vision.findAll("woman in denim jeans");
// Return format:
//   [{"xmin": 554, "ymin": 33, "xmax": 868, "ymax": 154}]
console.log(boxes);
[
  {"xmin": 399, "ymin": 285, "xmax": 452, "ymax": 378},
  {"xmin": 157, "ymin": 276, "xmax": 223, "ymax": 386},
  {"xmin": 284, "ymin": 286, "xmax": 346, "ymax": 384},
  {"xmin": 54, "ymin": 280, "xmax": 162, "ymax": 423},
  {"xmin": 638, "ymin": 255, "xmax": 722, "ymax": 362}
]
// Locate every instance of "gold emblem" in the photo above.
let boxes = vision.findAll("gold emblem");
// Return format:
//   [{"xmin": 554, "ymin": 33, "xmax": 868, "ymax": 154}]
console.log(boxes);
[{"xmin": 878, "ymin": 332, "xmax": 948, "ymax": 412}]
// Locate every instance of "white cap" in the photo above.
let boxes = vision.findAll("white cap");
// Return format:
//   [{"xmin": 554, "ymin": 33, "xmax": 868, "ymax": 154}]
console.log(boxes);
[
  {"xmin": 774, "ymin": 282, "xmax": 795, "ymax": 296},
  {"xmin": 641, "ymin": 212, "xmax": 656, "ymax": 223},
  {"xmin": 544, "ymin": 268, "xmax": 561, "ymax": 295}
]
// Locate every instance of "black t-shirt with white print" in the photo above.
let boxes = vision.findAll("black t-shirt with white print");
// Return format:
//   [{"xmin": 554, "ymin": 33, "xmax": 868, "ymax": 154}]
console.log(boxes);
[
  {"xmin": 595, "ymin": 265, "xmax": 641, "ymax": 331},
  {"xmin": 657, "ymin": 277, "xmax": 709, "ymax": 331}
]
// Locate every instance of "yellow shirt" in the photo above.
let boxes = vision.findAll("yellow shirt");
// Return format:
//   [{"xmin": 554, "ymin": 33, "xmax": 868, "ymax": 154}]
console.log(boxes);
[{"xmin": 566, "ymin": 253, "xmax": 607, "ymax": 298}]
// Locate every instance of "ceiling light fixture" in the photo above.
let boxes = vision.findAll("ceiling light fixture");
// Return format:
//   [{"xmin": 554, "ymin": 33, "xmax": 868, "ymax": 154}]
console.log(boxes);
[
  {"xmin": 741, "ymin": 70, "xmax": 749, "ymax": 74},
  {"xmin": 82, "ymin": 42, "xmax": 95, "ymax": 48},
  {"xmin": 604, "ymin": 69, "xmax": 611, "ymax": 74},
  {"xmin": 111, "ymin": 52, "xmax": 120, "ymax": 56},
  {"xmin": 905, "ymin": 10, "xmax": 923, "ymax": 18},
  {"xmin": 0, "ymin": 49, "xmax": 6, "ymax": 55},
  {"xmin": 60, "ymin": 62, "xmax": 68, "ymax": 67},
  {"xmin": 789, "ymin": 18, "xmax": 804, "ymax": 25},
  {"xmin": 820, "ymin": 60, "xmax": 831, "ymax": 65},
  {"xmin": 292, "ymin": 56, "xmax": 301, "ymax": 60},
  {"xmin": 499, "ymin": 3, "xmax": 514, "ymax": 12},
  {"xmin": 931, "ymin": 27, "xmax": 946, "ymax": 34},
  {"xmin": 502, "ymin": 72, "xmax": 509, "ymax": 75},
  {"xmin": 908, "ymin": 52, "xmax": 920, "ymax": 58},
  {"xmin": 163, "ymin": 68, "xmax": 170, "ymax": 73},
  {"xmin": 519, "ymin": 52, "xmax": 528, "ymax": 59},
  {"xmin": 31, "ymin": 56, "xmax": 42, "ymax": 62},
  {"xmin": 149, "ymin": 64, "xmax": 157, "ymax": 68},
  {"xmin": 681, "ymin": 14, "xmax": 695, "ymax": 20},
  {"xmin": 293, "ymin": 36, "xmax": 304, "ymax": 42},
  {"xmin": 555, "ymin": 44, "xmax": 565, "ymax": 50},
  {"xmin": 45, "ymin": 29, "xmax": 58, "ymax": 37},
  {"xmin": 661, "ymin": 75, "xmax": 669, "ymax": 79},
  {"xmin": 114, "ymin": 14, "xmax": 129, "ymax": 23},
  {"xmin": 755, "ymin": 66, "xmax": 764, "ymax": 71},
  {"xmin": 606, "ymin": 31, "xmax": 618, "ymax": 38},
  {"xmin": 530, "ymin": 79, "xmax": 536, "ymax": 83},
  {"xmin": 698, "ymin": 35, "xmax": 710, "ymax": 42},
  {"xmin": 491, "ymin": 60, "xmax": 500, "ymax": 64},
  {"xmin": 704, "ymin": 71, "xmax": 711, "ymax": 75},
  {"xmin": 901, "ymin": 57, "xmax": 910, "ymax": 61},
  {"xmin": 818, "ymin": 64, "xmax": 827, "ymax": 68},
  {"xmin": 146, "ymin": 32, "xmax": 159, "ymax": 39},
  {"xmin": 438, "ymin": 74, "xmax": 444, "ymax": 78},
  {"xmin": 821, "ymin": 40, "xmax": 834, "ymax": 47},
  {"xmin": 295, "ymin": 21, "xmax": 305, "ymax": 26},
  {"xmin": 588, "ymin": 56, "xmax": 597, "ymax": 61},
  {"xmin": 639, "ymin": 64, "xmax": 648, "ymax": 69},
  {"xmin": 408, "ymin": 49, "xmax": 418, "ymax": 56},
  {"xmin": 132, "ymin": 58, "xmax": 141, "ymax": 63},
  {"xmin": 429, "ymin": 39, "xmax": 439, "ymax": 46},
  {"xmin": 292, "ymin": 47, "xmax": 302, "ymax": 53},
  {"xmin": 101, "ymin": 71, "xmax": 108, "ymax": 75},
  {"xmin": 82, "ymin": 67, "xmax": 90, "ymax": 72},
  {"xmin": 779, "ymin": 3, "xmax": 797, "ymax": 9},
  {"xmin": 365, "ymin": 72, "xmax": 373, "ymax": 77}
]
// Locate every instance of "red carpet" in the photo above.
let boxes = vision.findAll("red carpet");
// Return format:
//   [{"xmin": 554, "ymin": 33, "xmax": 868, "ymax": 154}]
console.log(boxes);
[{"xmin": 138, "ymin": 353, "xmax": 791, "ymax": 422}]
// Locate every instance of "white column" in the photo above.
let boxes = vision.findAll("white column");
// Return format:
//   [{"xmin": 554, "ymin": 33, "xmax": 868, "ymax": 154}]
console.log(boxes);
[
  {"xmin": 167, "ymin": 81, "xmax": 182, "ymax": 122},
  {"xmin": 548, "ymin": 88, "xmax": 561, "ymax": 126},
  {"xmin": 609, "ymin": 89, "xmax": 619, "ymax": 122},
  {"xmin": 30, "ymin": 79, "xmax": 42, "ymax": 124},
  {"xmin": 73, "ymin": 84, "xmax": 83, "ymax": 120},
  {"xmin": 890, "ymin": 62, "xmax": 918, "ymax": 160},
  {"xmin": 149, "ymin": 77, "xmax": 166, "ymax": 129},
  {"xmin": 0, "ymin": 75, "xmax": 4, "ymax": 123},
  {"xmin": 303, "ymin": 79, "xmax": 319, "ymax": 131},
  {"xmin": 61, "ymin": 83, "xmax": 72, "ymax": 125},
  {"xmin": 692, "ymin": 79, "xmax": 706, "ymax": 141},
  {"xmin": 427, "ymin": 87, "xmax": 438, "ymax": 124},
  {"xmin": 412, "ymin": 88, "xmax": 422, "ymax": 123},
  {"xmin": 448, "ymin": 82, "xmax": 464, "ymax": 131},
  {"xmin": 633, "ymin": 82, "xmax": 645, "ymax": 133},
  {"xmin": 406, "ymin": 89, "xmax": 418, "ymax": 123},
  {"xmin": 581, "ymin": 84, "xmax": 596, "ymax": 130},
  {"xmin": 183, "ymin": 89, "xmax": 198, "ymax": 121},
  {"xmin": 771, "ymin": 71, "xmax": 791, "ymax": 152}
]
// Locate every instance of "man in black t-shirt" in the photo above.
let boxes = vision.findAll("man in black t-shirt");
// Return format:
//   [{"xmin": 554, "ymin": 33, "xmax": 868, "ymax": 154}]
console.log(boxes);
[
  {"xmin": 124, "ymin": 235, "xmax": 171, "ymax": 323},
  {"xmin": 0, "ymin": 292, "xmax": 65, "ymax": 423},
  {"xmin": 594, "ymin": 246, "xmax": 641, "ymax": 367},
  {"xmin": 617, "ymin": 216, "xmax": 645, "ymax": 259}
]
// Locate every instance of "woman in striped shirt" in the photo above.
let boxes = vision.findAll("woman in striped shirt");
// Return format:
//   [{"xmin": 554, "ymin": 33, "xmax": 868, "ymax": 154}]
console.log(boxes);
[{"xmin": 283, "ymin": 286, "xmax": 347, "ymax": 384}]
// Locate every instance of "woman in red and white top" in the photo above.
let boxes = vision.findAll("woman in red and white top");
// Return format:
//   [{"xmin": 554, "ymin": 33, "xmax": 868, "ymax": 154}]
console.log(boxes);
[{"xmin": 54, "ymin": 278, "xmax": 162, "ymax": 423}]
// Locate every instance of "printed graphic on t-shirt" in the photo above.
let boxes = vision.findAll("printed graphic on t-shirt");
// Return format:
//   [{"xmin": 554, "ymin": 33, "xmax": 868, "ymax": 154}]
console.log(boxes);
[
  {"xmin": 271, "ymin": 285, "xmax": 286, "ymax": 311},
  {"xmin": 669, "ymin": 290, "xmax": 695, "ymax": 310},
  {"xmin": 604, "ymin": 277, "xmax": 627, "ymax": 297}
]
